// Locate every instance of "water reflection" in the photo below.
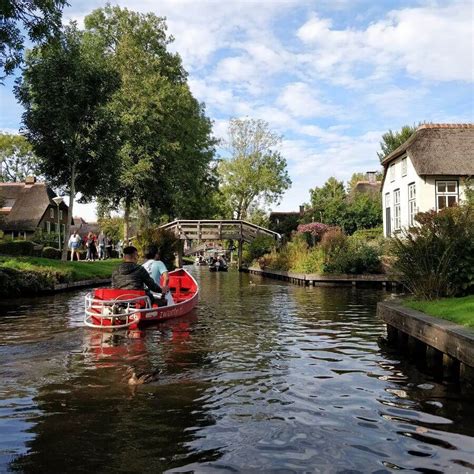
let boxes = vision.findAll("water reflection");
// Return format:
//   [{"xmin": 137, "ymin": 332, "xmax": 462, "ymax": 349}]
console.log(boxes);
[{"xmin": 0, "ymin": 267, "xmax": 473, "ymax": 472}]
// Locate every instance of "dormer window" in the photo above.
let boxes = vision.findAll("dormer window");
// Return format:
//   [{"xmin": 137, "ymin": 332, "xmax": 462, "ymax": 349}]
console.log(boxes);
[
  {"xmin": 390, "ymin": 163, "xmax": 395, "ymax": 182},
  {"xmin": 401, "ymin": 157, "xmax": 407, "ymax": 177}
]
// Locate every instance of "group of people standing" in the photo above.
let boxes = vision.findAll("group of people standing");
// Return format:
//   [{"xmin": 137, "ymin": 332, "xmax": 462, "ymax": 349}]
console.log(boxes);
[{"xmin": 68, "ymin": 230, "xmax": 124, "ymax": 262}]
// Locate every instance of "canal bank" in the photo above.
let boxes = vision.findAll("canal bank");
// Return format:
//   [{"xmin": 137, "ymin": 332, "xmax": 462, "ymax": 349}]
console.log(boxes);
[
  {"xmin": 0, "ymin": 256, "xmax": 119, "ymax": 298},
  {"xmin": 378, "ymin": 300, "xmax": 474, "ymax": 385},
  {"xmin": 244, "ymin": 266, "xmax": 397, "ymax": 288}
]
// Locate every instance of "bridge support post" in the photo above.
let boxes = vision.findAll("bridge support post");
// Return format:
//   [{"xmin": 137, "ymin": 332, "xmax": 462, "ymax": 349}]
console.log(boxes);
[
  {"xmin": 238, "ymin": 239, "xmax": 243, "ymax": 270},
  {"xmin": 176, "ymin": 241, "xmax": 183, "ymax": 268}
]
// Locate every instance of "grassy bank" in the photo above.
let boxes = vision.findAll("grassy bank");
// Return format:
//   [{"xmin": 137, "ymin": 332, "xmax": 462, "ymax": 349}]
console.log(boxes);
[
  {"xmin": 404, "ymin": 296, "xmax": 474, "ymax": 328},
  {"xmin": 0, "ymin": 256, "xmax": 120, "ymax": 298}
]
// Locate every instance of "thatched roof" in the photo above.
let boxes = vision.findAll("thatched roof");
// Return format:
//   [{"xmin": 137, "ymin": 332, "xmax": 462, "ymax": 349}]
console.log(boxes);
[
  {"xmin": 0, "ymin": 181, "xmax": 67, "ymax": 232},
  {"xmin": 381, "ymin": 124, "xmax": 474, "ymax": 176}
]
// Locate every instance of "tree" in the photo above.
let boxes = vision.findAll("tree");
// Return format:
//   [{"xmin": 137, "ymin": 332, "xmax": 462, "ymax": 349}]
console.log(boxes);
[
  {"xmin": 304, "ymin": 176, "xmax": 382, "ymax": 233},
  {"xmin": 377, "ymin": 125, "xmax": 417, "ymax": 162},
  {"xmin": 0, "ymin": 0, "xmax": 67, "ymax": 80},
  {"xmin": 218, "ymin": 118, "xmax": 291, "ymax": 219},
  {"xmin": 0, "ymin": 133, "xmax": 40, "ymax": 181},
  {"xmin": 84, "ymin": 6, "xmax": 218, "ymax": 239},
  {"xmin": 15, "ymin": 24, "xmax": 121, "ymax": 259}
]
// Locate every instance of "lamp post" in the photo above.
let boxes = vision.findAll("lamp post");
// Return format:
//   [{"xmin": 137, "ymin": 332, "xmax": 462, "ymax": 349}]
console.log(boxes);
[{"xmin": 52, "ymin": 196, "xmax": 63, "ymax": 250}]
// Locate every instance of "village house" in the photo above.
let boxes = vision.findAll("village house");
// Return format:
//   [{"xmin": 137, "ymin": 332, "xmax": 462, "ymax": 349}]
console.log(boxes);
[
  {"xmin": 0, "ymin": 176, "xmax": 70, "ymax": 240},
  {"xmin": 381, "ymin": 124, "xmax": 474, "ymax": 237}
]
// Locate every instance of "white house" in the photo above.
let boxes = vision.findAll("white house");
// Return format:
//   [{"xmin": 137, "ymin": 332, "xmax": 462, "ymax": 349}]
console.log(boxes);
[{"xmin": 381, "ymin": 124, "xmax": 474, "ymax": 237}]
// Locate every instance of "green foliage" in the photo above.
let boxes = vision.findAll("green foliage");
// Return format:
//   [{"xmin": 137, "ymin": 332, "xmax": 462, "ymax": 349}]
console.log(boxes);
[
  {"xmin": 0, "ymin": 0, "xmax": 67, "ymax": 79},
  {"xmin": 41, "ymin": 246, "xmax": 61, "ymax": 259},
  {"xmin": 244, "ymin": 235, "xmax": 276, "ymax": 264},
  {"xmin": 84, "ymin": 6, "xmax": 218, "ymax": 225},
  {"xmin": 391, "ymin": 205, "xmax": 474, "ymax": 299},
  {"xmin": 98, "ymin": 216, "xmax": 123, "ymax": 242},
  {"xmin": 0, "ymin": 239, "xmax": 35, "ymax": 256},
  {"xmin": 352, "ymin": 227, "xmax": 383, "ymax": 241},
  {"xmin": 15, "ymin": 23, "xmax": 121, "ymax": 259},
  {"xmin": 0, "ymin": 133, "xmax": 40, "ymax": 182},
  {"xmin": 135, "ymin": 227, "xmax": 179, "ymax": 269},
  {"xmin": 404, "ymin": 296, "xmax": 474, "ymax": 328},
  {"xmin": 321, "ymin": 231, "xmax": 381, "ymax": 274},
  {"xmin": 304, "ymin": 176, "xmax": 382, "ymax": 234},
  {"xmin": 219, "ymin": 118, "xmax": 291, "ymax": 219},
  {"xmin": 377, "ymin": 125, "xmax": 417, "ymax": 162},
  {"xmin": 32, "ymin": 229, "xmax": 61, "ymax": 247}
]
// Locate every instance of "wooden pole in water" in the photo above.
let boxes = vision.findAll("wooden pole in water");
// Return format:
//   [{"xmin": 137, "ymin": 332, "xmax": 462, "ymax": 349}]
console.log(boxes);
[{"xmin": 238, "ymin": 239, "xmax": 243, "ymax": 270}]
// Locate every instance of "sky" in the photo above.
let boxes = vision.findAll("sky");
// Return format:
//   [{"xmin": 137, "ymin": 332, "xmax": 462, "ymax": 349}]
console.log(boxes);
[{"xmin": 1, "ymin": 0, "xmax": 473, "ymax": 221}]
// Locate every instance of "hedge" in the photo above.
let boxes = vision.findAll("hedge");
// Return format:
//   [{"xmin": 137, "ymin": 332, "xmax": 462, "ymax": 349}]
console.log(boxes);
[{"xmin": 0, "ymin": 240, "xmax": 35, "ymax": 256}]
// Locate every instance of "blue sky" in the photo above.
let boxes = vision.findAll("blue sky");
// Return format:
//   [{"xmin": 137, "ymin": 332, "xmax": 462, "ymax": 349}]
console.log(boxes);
[{"xmin": 1, "ymin": 0, "xmax": 473, "ymax": 220}]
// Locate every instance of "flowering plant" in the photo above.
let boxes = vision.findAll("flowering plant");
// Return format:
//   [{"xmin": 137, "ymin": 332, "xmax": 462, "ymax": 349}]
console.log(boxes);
[{"xmin": 297, "ymin": 222, "xmax": 329, "ymax": 241}]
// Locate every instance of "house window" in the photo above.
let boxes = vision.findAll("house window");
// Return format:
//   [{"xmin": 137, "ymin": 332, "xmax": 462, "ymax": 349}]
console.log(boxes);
[
  {"xmin": 55, "ymin": 223, "xmax": 60, "ymax": 233},
  {"xmin": 385, "ymin": 193, "xmax": 390, "ymax": 207},
  {"xmin": 393, "ymin": 189, "xmax": 401, "ymax": 230},
  {"xmin": 408, "ymin": 183, "xmax": 416, "ymax": 226},
  {"xmin": 401, "ymin": 157, "xmax": 407, "ymax": 177},
  {"xmin": 46, "ymin": 221, "xmax": 51, "ymax": 233},
  {"xmin": 50, "ymin": 208, "xmax": 54, "ymax": 218},
  {"xmin": 59, "ymin": 210, "xmax": 63, "ymax": 220},
  {"xmin": 390, "ymin": 163, "xmax": 395, "ymax": 182},
  {"xmin": 436, "ymin": 181, "xmax": 458, "ymax": 210}
]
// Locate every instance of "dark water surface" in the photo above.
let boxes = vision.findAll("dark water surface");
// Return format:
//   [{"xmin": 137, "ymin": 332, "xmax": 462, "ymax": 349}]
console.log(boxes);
[{"xmin": 0, "ymin": 267, "xmax": 473, "ymax": 473}]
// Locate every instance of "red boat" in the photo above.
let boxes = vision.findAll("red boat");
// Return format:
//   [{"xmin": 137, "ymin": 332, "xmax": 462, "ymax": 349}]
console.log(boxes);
[{"xmin": 84, "ymin": 268, "xmax": 199, "ymax": 330}]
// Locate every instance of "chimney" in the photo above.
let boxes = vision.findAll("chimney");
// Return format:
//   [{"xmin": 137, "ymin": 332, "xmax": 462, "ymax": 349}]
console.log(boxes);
[
  {"xmin": 25, "ymin": 176, "xmax": 37, "ymax": 184},
  {"xmin": 299, "ymin": 205, "xmax": 305, "ymax": 215},
  {"xmin": 366, "ymin": 171, "xmax": 376, "ymax": 183}
]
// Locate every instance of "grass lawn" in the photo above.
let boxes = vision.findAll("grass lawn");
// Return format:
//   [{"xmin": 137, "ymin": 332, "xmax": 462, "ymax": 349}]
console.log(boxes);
[
  {"xmin": 404, "ymin": 295, "xmax": 474, "ymax": 328},
  {"xmin": 0, "ymin": 256, "xmax": 121, "ymax": 282}
]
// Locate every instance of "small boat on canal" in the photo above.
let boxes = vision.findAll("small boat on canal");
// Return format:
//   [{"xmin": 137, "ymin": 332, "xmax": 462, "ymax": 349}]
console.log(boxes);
[
  {"xmin": 209, "ymin": 259, "xmax": 228, "ymax": 272},
  {"xmin": 84, "ymin": 268, "xmax": 199, "ymax": 330}
]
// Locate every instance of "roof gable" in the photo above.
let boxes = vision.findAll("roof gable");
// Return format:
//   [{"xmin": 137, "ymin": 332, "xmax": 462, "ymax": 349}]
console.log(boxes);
[{"xmin": 382, "ymin": 124, "xmax": 474, "ymax": 177}]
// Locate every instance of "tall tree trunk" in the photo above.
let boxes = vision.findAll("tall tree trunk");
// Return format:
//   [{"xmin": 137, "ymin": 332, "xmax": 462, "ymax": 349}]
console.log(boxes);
[
  {"xmin": 62, "ymin": 163, "xmax": 76, "ymax": 261},
  {"xmin": 123, "ymin": 198, "xmax": 130, "ymax": 244}
]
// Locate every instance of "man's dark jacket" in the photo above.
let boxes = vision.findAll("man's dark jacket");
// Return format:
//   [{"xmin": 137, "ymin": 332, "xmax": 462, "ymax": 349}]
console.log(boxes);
[{"xmin": 112, "ymin": 262, "xmax": 162, "ymax": 293}]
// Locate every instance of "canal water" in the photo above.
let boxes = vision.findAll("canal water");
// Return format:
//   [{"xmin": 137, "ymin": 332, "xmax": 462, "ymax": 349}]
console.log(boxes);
[{"xmin": 0, "ymin": 267, "xmax": 473, "ymax": 473}]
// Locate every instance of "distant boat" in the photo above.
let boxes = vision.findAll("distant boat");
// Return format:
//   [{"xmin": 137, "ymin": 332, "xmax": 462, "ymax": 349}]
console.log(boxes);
[
  {"xmin": 209, "ymin": 259, "xmax": 228, "ymax": 272},
  {"xmin": 84, "ymin": 268, "xmax": 199, "ymax": 330}
]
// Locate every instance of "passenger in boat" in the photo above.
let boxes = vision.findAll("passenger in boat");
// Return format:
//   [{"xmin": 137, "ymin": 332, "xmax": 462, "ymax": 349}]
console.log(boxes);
[
  {"xmin": 142, "ymin": 245, "xmax": 174, "ymax": 305},
  {"xmin": 112, "ymin": 246, "xmax": 164, "ymax": 304}
]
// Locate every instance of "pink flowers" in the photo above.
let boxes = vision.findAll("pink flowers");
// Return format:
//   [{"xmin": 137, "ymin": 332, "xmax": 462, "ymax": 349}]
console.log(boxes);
[{"xmin": 297, "ymin": 222, "xmax": 329, "ymax": 240}]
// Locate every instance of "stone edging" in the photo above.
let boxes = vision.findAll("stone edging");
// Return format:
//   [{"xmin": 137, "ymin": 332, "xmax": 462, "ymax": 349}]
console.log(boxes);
[
  {"xmin": 52, "ymin": 278, "xmax": 111, "ymax": 292},
  {"xmin": 245, "ymin": 266, "xmax": 396, "ymax": 287},
  {"xmin": 377, "ymin": 300, "xmax": 474, "ymax": 369}
]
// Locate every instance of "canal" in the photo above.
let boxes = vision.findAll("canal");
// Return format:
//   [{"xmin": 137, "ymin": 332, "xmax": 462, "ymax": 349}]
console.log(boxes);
[{"xmin": 0, "ymin": 267, "xmax": 473, "ymax": 472}]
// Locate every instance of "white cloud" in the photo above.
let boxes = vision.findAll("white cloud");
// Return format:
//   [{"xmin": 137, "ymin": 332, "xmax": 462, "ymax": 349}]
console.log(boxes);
[
  {"xmin": 297, "ymin": 2, "xmax": 473, "ymax": 83},
  {"xmin": 277, "ymin": 82, "xmax": 339, "ymax": 118}
]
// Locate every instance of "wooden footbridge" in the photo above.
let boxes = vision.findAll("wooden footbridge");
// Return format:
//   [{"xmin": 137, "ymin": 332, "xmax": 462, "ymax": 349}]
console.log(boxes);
[{"xmin": 159, "ymin": 220, "xmax": 280, "ymax": 268}]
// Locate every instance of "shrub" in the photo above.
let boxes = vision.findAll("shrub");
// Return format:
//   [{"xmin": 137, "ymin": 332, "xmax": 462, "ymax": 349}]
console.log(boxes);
[
  {"xmin": 297, "ymin": 222, "xmax": 329, "ymax": 245},
  {"xmin": 0, "ymin": 240, "xmax": 35, "ymax": 256},
  {"xmin": 245, "ymin": 235, "xmax": 276, "ymax": 264},
  {"xmin": 32, "ymin": 230, "xmax": 62, "ymax": 248},
  {"xmin": 135, "ymin": 227, "xmax": 179, "ymax": 269},
  {"xmin": 321, "ymin": 229, "xmax": 381, "ymax": 274},
  {"xmin": 391, "ymin": 205, "xmax": 474, "ymax": 299},
  {"xmin": 352, "ymin": 227, "xmax": 383, "ymax": 241},
  {"xmin": 42, "ymin": 246, "xmax": 62, "ymax": 259}
]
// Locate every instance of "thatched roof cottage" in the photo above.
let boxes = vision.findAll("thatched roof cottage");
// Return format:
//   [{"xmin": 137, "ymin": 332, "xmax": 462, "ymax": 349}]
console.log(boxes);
[{"xmin": 381, "ymin": 124, "xmax": 474, "ymax": 236}]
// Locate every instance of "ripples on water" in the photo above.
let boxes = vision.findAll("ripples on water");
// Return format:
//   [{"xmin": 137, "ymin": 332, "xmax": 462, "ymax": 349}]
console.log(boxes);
[{"xmin": 0, "ymin": 267, "xmax": 473, "ymax": 473}]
